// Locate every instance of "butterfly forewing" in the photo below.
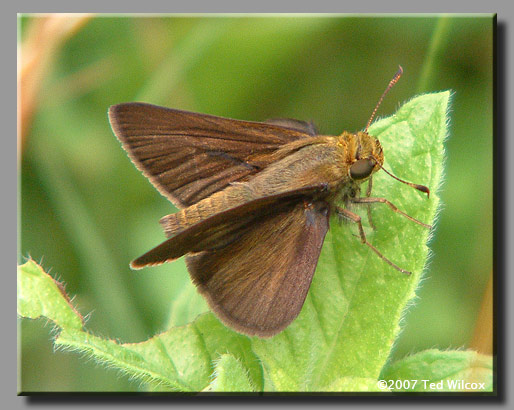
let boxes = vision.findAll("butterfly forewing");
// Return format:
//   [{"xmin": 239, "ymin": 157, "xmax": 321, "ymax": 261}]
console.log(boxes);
[
  {"xmin": 263, "ymin": 118, "xmax": 318, "ymax": 135},
  {"xmin": 109, "ymin": 103, "xmax": 312, "ymax": 208},
  {"xmin": 186, "ymin": 200, "xmax": 330, "ymax": 338}
]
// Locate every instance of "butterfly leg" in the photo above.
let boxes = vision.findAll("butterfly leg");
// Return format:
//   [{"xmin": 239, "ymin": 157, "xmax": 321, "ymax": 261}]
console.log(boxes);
[
  {"xmin": 335, "ymin": 206, "xmax": 411, "ymax": 275},
  {"xmin": 351, "ymin": 197, "xmax": 432, "ymax": 229},
  {"xmin": 366, "ymin": 177, "xmax": 376, "ymax": 230}
]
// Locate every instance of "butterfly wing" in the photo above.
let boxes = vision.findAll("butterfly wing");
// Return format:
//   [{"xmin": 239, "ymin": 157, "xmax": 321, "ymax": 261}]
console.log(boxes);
[
  {"xmin": 186, "ymin": 200, "xmax": 330, "ymax": 338},
  {"xmin": 130, "ymin": 185, "xmax": 326, "ymax": 269},
  {"xmin": 110, "ymin": 103, "xmax": 329, "ymax": 337},
  {"xmin": 109, "ymin": 103, "xmax": 313, "ymax": 208},
  {"xmin": 264, "ymin": 118, "xmax": 318, "ymax": 135}
]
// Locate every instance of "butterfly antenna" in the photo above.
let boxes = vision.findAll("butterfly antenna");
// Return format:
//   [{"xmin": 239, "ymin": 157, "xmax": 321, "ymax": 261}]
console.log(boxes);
[
  {"xmin": 365, "ymin": 65, "xmax": 403, "ymax": 133},
  {"xmin": 371, "ymin": 155, "xmax": 430, "ymax": 198}
]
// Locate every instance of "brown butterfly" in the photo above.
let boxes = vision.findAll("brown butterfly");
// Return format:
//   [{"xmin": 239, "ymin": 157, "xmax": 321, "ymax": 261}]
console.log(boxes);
[{"xmin": 109, "ymin": 67, "xmax": 430, "ymax": 338}]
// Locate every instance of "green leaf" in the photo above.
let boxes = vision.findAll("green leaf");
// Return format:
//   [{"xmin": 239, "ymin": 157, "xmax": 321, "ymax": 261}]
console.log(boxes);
[
  {"xmin": 17, "ymin": 260, "xmax": 84, "ymax": 331},
  {"xmin": 18, "ymin": 260, "xmax": 263, "ymax": 392},
  {"xmin": 205, "ymin": 354, "xmax": 257, "ymax": 392},
  {"xmin": 57, "ymin": 313, "xmax": 264, "ymax": 392},
  {"xmin": 380, "ymin": 349, "xmax": 494, "ymax": 392},
  {"xmin": 321, "ymin": 377, "xmax": 384, "ymax": 392},
  {"xmin": 18, "ymin": 92, "xmax": 450, "ymax": 392}
]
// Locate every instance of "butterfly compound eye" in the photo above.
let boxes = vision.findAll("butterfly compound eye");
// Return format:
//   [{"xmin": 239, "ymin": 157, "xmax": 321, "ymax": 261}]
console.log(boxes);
[{"xmin": 350, "ymin": 158, "xmax": 374, "ymax": 180}]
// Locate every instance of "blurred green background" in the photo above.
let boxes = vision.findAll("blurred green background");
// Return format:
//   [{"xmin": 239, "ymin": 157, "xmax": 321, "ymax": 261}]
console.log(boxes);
[{"xmin": 19, "ymin": 15, "xmax": 493, "ymax": 391}]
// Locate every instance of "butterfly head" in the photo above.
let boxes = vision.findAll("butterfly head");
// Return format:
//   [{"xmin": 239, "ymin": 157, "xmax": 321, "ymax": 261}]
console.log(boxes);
[{"xmin": 349, "ymin": 131, "xmax": 384, "ymax": 182}]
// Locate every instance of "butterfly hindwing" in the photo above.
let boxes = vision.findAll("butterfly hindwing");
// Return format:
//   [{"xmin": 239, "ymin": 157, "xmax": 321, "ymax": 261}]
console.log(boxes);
[{"xmin": 186, "ymin": 200, "xmax": 330, "ymax": 337}]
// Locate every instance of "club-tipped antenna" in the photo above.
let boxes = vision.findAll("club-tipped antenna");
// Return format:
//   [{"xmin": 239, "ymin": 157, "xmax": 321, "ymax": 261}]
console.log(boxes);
[
  {"xmin": 365, "ymin": 65, "xmax": 403, "ymax": 133},
  {"xmin": 371, "ymin": 155, "xmax": 430, "ymax": 198}
]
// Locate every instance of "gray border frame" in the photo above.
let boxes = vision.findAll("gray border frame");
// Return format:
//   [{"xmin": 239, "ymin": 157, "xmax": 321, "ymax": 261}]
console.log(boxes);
[{"xmin": 12, "ymin": 1, "xmax": 511, "ymax": 408}]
